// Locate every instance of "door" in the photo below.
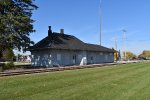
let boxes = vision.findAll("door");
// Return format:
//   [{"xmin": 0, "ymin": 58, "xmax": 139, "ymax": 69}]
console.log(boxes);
[{"xmin": 73, "ymin": 55, "xmax": 77, "ymax": 65}]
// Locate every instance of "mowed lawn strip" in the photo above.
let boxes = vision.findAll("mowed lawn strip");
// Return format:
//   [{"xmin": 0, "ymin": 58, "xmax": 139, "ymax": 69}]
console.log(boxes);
[{"xmin": 0, "ymin": 62, "xmax": 150, "ymax": 100}]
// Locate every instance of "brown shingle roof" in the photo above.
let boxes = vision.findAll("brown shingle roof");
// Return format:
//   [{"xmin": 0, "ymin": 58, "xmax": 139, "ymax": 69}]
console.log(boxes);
[{"xmin": 29, "ymin": 32, "xmax": 115, "ymax": 52}]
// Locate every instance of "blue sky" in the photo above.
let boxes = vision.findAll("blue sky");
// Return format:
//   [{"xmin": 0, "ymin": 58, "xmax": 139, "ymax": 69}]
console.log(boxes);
[{"xmin": 26, "ymin": 0, "xmax": 150, "ymax": 55}]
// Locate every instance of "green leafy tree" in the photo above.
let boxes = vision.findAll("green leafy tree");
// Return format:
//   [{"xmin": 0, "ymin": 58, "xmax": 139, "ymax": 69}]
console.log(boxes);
[
  {"xmin": 139, "ymin": 50, "xmax": 150, "ymax": 59},
  {"xmin": 143, "ymin": 50, "xmax": 150, "ymax": 57},
  {"xmin": 0, "ymin": 0, "xmax": 38, "ymax": 58},
  {"xmin": 124, "ymin": 51, "xmax": 136, "ymax": 60},
  {"xmin": 2, "ymin": 48, "xmax": 14, "ymax": 61}
]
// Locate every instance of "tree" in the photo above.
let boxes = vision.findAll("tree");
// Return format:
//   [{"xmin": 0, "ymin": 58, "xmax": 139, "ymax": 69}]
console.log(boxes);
[
  {"xmin": 0, "ymin": 0, "xmax": 38, "ymax": 58},
  {"xmin": 124, "ymin": 51, "xmax": 136, "ymax": 60},
  {"xmin": 114, "ymin": 50, "xmax": 121, "ymax": 61},
  {"xmin": 114, "ymin": 52, "xmax": 117, "ymax": 61},
  {"xmin": 2, "ymin": 48, "xmax": 14, "ymax": 61},
  {"xmin": 138, "ymin": 50, "xmax": 150, "ymax": 59}
]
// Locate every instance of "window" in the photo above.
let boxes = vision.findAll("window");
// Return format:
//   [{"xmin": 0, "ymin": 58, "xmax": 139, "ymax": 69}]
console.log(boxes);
[
  {"xmin": 91, "ymin": 57, "xmax": 93, "ymax": 60},
  {"xmin": 57, "ymin": 54, "xmax": 61, "ymax": 61},
  {"xmin": 110, "ymin": 53, "xmax": 112, "ymax": 55},
  {"xmin": 49, "ymin": 59, "xmax": 51, "ymax": 64},
  {"xmin": 99, "ymin": 52, "xmax": 103, "ymax": 55},
  {"xmin": 78, "ymin": 55, "xmax": 82, "ymax": 60},
  {"xmin": 44, "ymin": 54, "xmax": 48, "ymax": 58},
  {"xmin": 73, "ymin": 55, "xmax": 76, "ymax": 60},
  {"xmin": 37, "ymin": 56, "xmax": 40, "ymax": 60},
  {"xmin": 105, "ymin": 55, "xmax": 108, "ymax": 60},
  {"xmin": 31, "ymin": 55, "xmax": 34, "ymax": 58}
]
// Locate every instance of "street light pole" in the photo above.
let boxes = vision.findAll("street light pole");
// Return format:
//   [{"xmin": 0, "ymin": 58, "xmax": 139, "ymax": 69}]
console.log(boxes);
[
  {"xmin": 100, "ymin": 0, "xmax": 102, "ymax": 45},
  {"xmin": 123, "ymin": 30, "xmax": 127, "ymax": 60}
]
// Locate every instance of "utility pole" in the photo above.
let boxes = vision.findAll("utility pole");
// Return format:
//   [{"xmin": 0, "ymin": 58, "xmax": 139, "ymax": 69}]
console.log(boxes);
[
  {"xmin": 114, "ymin": 35, "xmax": 117, "ymax": 51},
  {"xmin": 114, "ymin": 35, "xmax": 118, "ymax": 62},
  {"xmin": 100, "ymin": 0, "xmax": 102, "ymax": 45},
  {"xmin": 123, "ymin": 30, "xmax": 127, "ymax": 60}
]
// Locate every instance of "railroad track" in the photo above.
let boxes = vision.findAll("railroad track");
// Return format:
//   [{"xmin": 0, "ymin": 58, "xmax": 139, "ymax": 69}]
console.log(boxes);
[{"xmin": 0, "ymin": 62, "xmax": 138, "ymax": 77}]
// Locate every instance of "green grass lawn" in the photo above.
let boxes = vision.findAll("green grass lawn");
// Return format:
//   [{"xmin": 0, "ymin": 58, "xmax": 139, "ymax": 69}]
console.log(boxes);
[
  {"xmin": 14, "ymin": 62, "xmax": 31, "ymax": 66},
  {"xmin": 0, "ymin": 62, "xmax": 150, "ymax": 100}
]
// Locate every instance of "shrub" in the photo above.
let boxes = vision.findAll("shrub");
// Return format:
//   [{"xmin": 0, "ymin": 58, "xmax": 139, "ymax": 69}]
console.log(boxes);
[
  {"xmin": 0, "ymin": 63, "xmax": 5, "ymax": 71},
  {"xmin": 2, "ymin": 48, "xmax": 14, "ymax": 61},
  {"xmin": 0, "ymin": 63, "xmax": 5, "ymax": 67},
  {"xmin": 3, "ymin": 62, "xmax": 15, "ymax": 70}
]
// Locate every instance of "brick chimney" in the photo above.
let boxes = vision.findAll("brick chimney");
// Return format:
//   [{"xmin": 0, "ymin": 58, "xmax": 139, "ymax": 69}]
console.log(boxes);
[
  {"xmin": 48, "ymin": 26, "xmax": 52, "ymax": 36},
  {"xmin": 60, "ymin": 29, "xmax": 64, "ymax": 34}
]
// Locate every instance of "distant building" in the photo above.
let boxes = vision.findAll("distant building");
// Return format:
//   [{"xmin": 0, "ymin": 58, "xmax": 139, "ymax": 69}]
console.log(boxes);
[
  {"xmin": 17, "ymin": 55, "xmax": 31, "ymax": 62},
  {"xmin": 28, "ymin": 26, "xmax": 115, "ymax": 67},
  {"xmin": 26, "ymin": 55, "xmax": 31, "ymax": 62}
]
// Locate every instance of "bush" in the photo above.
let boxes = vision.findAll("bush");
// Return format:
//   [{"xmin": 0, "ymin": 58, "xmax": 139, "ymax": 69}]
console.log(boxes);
[
  {"xmin": 0, "ymin": 63, "xmax": 5, "ymax": 71},
  {"xmin": 3, "ymin": 62, "xmax": 15, "ymax": 70},
  {"xmin": 2, "ymin": 48, "xmax": 14, "ymax": 61},
  {"xmin": 0, "ymin": 63, "xmax": 5, "ymax": 67}
]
